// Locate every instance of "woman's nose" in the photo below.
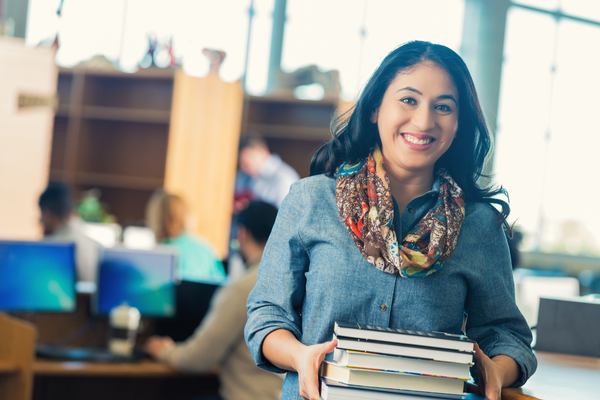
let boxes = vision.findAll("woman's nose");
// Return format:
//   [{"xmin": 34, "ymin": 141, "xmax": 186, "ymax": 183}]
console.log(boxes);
[{"xmin": 411, "ymin": 106, "xmax": 435, "ymax": 131}]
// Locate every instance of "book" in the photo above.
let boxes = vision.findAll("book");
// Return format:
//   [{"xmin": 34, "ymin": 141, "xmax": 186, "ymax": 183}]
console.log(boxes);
[
  {"xmin": 320, "ymin": 361, "xmax": 465, "ymax": 395},
  {"xmin": 335, "ymin": 336, "xmax": 474, "ymax": 365},
  {"xmin": 334, "ymin": 322, "xmax": 475, "ymax": 353},
  {"xmin": 333, "ymin": 348, "xmax": 472, "ymax": 380},
  {"xmin": 320, "ymin": 378, "xmax": 485, "ymax": 400}
]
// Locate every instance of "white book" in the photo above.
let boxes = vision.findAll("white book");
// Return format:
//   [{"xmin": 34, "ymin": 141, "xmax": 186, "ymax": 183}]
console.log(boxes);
[
  {"xmin": 320, "ymin": 378, "xmax": 485, "ymax": 400},
  {"xmin": 333, "ymin": 348, "xmax": 472, "ymax": 380},
  {"xmin": 320, "ymin": 361, "xmax": 465, "ymax": 395},
  {"xmin": 335, "ymin": 322, "xmax": 475, "ymax": 353},
  {"xmin": 335, "ymin": 336, "xmax": 474, "ymax": 365}
]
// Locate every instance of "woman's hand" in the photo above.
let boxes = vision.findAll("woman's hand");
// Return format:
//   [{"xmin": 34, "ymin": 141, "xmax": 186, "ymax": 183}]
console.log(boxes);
[
  {"xmin": 294, "ymin": 339, "xmax": 338, "ymax": 400},
  {"xmin": 474, "ymin": 343, "xmax": 520, "ymax": 400},
  {"xmin": 144, "ymin": 336, "xmax": 175, "ymax": 359},
  {"xmin": 262, "ymin": 329, "xmax": 337, "ymax": 399}
]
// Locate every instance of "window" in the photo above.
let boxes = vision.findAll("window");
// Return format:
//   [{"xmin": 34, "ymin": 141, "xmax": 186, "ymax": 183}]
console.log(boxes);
[
  {"xmin": 26, "ymin": 0, "xmax": 260, "ymax": 84},
  {"xmin": 283, "ymin": 0, "xmax": 464, "ymax": 100},
  {"xmin": 495, "ymin": 4, "xmax": 600, "ymax": 256}
]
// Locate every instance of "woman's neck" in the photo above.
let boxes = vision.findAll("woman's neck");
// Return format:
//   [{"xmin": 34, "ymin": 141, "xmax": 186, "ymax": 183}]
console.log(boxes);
[{"xmin": 386, "ymin": 168, "xmax": 435, "ymax": 215}]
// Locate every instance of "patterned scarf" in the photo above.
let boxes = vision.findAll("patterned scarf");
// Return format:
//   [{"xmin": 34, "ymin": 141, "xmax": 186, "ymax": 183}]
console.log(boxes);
[{"xmin": 335, "ymin": 146, "xmax": 465, "ymax": 278}]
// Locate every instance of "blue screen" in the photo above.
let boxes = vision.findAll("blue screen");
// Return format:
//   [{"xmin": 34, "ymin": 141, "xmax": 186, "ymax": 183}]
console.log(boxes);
[
  {"xmin": 0, "ymin": 241, "xmax": 76, "ymax": 312},
  {"xmin": 97, "ymin": 248, "xmax": 176, "ymax": 317}
]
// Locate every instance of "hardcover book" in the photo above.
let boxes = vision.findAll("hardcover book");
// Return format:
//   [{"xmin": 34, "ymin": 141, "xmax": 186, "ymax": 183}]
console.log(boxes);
[
  {"xmin": 320, "ymin": 378, "xmax": 485, "ymax": 400},
  {"xmin": 335, "ymin": 335, "xmax": 475, "ymax": 365},
  {"xmin": 334, "ymin": 321, "xmax": 475, "ymax": 353},
  {"xmin": 333, "ymin": 348, "xmax": 472, "ymax": 380},
  {"xmin": 320, "ymin": 361, "xmax": 465, "ymax": 395}
]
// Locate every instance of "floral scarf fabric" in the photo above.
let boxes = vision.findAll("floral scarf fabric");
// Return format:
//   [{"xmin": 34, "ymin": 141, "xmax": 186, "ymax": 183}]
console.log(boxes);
[{"xmin": 335, "ymin": 146, "xmax": 466, "ymax": 278}]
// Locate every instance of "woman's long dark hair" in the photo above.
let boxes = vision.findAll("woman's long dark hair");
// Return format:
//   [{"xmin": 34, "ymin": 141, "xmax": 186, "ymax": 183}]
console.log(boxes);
[{"xmin": 310, "ymin": 40, "xmax": 510, "ymax": 224}]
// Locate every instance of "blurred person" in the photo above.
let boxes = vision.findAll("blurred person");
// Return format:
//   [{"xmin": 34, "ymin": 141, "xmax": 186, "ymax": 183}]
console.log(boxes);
[
  {"xmin": 234, "ymin": 135, "xmax": 299, "ymax": 211},
  {"xmin": 146, "ymin": 189, "xmax": 226, "ymax": 281},
  {"xmin": 39, "ymin": 182, "xmax": 101, "ymax": 282},
  {"xmin": 145, "ymin": 201, "xmax": 283, "ymax": 400}
]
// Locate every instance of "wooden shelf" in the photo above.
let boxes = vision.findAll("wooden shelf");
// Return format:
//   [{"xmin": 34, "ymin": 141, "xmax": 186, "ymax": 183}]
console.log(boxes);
[
  {"xmin": 83, "ymin": 106, "xmax": 170, "ymax": 123},
  {"xmin": 0, "ymin": 360, "xmax": 19, "ymax": 374},
  {"xmin": 245, "ymin": 123, "xmax": 331, "ymax": 141},
  {"xmin": 245, "ymin": 94, "xmax": 339, "ymax": 106},
  {"xmin": 59, "ymin": 66, "xmax": 175, "ymax": 80},
  {"xmin": 76, "ymin": 172, "xmax": 163, "ymax": 190},
  {"xmin": 50, "ymin": 170, "xmax": 163, "ymax": 190}
]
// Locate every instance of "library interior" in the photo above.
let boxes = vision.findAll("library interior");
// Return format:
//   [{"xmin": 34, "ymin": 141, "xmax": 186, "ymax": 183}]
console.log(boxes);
[{"xmin": 1, "ymin": 1, "xmax": 600, "ymax": 400}]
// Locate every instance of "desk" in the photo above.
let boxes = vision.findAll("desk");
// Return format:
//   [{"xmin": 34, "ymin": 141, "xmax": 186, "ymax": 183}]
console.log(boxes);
[
  {"xmin": 33, "ymin": 358, "xmax": 219, "ymax": 400},
  {"xmin": 500, "ymin": 351, "xmax": 600, "ymax": 400}
]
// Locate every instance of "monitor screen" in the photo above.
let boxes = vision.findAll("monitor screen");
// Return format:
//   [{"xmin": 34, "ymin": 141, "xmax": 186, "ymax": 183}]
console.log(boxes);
[
  {"xmin": 96, "ymin": 247, "xmax": 176, "ymax": 317},
  {"xmin": 0, "ymin": 240, "xmax": 76, "ymax": 312}
]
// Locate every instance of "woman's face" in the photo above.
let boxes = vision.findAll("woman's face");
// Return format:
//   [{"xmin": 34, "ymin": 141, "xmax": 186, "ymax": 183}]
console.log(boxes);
[{"xmin": 372, "ymin": 61, "xmax": 459, "ymax": 179}]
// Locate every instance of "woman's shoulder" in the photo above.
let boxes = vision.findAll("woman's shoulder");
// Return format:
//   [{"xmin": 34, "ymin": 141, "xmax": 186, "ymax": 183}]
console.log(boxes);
[
  {"xmin": 285, "ymin": 174, "xmax": 336, "ymax": 203},
  {"xmin": 291, "ymin": 174, "xmax": 335, "ymax": 191},
  {"xmin": 278, "ymin": 174, "xmax": 337, "ymax": 221},
  {"xmin": 463, "ymin": 202, "xmax": 504, "ymax": 236}
]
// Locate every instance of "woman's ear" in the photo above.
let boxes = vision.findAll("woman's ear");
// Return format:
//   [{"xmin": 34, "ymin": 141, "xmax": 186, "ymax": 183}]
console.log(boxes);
[{"xmin": 370, "ymin": 109, "xmax": 379, "ymax": 124}]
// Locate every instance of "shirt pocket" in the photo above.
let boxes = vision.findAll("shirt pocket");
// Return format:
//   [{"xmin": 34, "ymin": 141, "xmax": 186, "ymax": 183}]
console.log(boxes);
[{"xmin": 407, "ymin": 271, "xmax": 466, "ymax": 307}]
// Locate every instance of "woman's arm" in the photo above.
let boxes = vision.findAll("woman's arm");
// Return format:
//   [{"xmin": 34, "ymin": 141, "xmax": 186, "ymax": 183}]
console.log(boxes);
[
  {"xmin": 262, "ymin": 329, "xmax": 337, "ymax": 400},
  {"xmin": 463, "ymin": 205, "xmax": 537, "ymax": 389}
]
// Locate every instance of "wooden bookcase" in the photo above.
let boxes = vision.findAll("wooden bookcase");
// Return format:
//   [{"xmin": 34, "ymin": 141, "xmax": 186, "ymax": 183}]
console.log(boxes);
[
  {"xmin": 242, "ymin": 95, "xmax": 337, "ymax": 178},
  {"xmin": 50, "ymin": 67, "xmax": 175, "ymax": 225},
  {"xmin": 50, "ymin": 67, "xmax": 341, "ymax": 226}
]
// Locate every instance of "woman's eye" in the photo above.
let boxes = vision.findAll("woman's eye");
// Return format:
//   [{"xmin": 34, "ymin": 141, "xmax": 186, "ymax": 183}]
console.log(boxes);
[
  {"xmin": 401, "ymin": 97, "xmax": 417, "ymax": 105},
  {"xmin": 435, "ymin": 104, "xmax": 452, "ymax": 112}
]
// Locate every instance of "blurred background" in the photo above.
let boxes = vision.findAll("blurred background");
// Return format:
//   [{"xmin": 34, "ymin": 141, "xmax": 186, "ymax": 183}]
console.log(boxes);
[{"xmin": 2, "ymin": 0, "xmax": 600, "ymax": 321}]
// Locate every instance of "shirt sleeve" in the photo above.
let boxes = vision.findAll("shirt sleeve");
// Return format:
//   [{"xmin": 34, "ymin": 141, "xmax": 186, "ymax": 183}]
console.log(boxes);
[
  {"xmin": 157, "ymin": 281, "xmax": 247, "ymax": 373},
  {"xmin": 464, "ymin": 205, "xmax": 537, "ymax": 387},
  {"xmin": 244, "ymin": 180, "xmax": 310, "ymax": 373}
]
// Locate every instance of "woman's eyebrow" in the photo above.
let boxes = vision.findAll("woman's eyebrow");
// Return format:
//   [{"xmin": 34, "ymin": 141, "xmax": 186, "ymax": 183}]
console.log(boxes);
[
  {"xmin": 438, "ymin": 94, "xmax": 458, "ymax": 105},
  {"xmin": 396, "ymin": 86, "xmax": 421, "ymax": 95},
  {"xmin": 397, "ymin": 87, "xmax": 458, "ymax": 105}
]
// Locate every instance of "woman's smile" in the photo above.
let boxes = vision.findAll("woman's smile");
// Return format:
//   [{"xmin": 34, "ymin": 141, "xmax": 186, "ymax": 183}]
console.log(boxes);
[{"xmin": 401, "ymin": 132, "xmax": 436, "ymax": 149}]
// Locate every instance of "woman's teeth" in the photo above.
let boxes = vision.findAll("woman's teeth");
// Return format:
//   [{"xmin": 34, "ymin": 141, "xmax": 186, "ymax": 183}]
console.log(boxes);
[{"xmin": 404, "ymin": 134, "xmax": 433, "ymax": 145}]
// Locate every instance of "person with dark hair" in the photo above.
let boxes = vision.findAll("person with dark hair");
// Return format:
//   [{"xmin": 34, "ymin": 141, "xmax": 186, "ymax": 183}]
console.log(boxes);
[
  {"xmin": 39, "ymin": 182, "xmax": 101, "ymax": 282},
  {"xmin": 245, "ymin": 41, "xmax": 536, "ymax": 400},
  {"xmin": 145, "ymin": 201, "xmax": 283, "ymax": 400},
  {"xmin": 234, "ymin": 134, "xmax": 299, "ymax": 210}
]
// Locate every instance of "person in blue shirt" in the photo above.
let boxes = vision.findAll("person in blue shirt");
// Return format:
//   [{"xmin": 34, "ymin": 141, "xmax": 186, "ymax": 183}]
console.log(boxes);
[
  {"xmin": 244, "ymin": 41, "xmax": 537, "ymax": 400},
  {"xmin": 146, "ymin": 189, "xmax": 226, "ymax": 282},
  {"xmin": 234, "ymin": 135, "xmax": 300, "ymax": 210}
]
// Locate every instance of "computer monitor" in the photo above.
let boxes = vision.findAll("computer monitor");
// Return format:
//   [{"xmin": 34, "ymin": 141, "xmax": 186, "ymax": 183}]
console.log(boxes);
[
  {"xmin": 95, "ymin": 247, "xmax": 176, "ymax": 317},
  {"xmin": 154, "ymin": 278, "xmax": 224, "ymax": 341},
  {"xmin": 0, "ymin": 240, "xmax": 76, "ymax": 312}
]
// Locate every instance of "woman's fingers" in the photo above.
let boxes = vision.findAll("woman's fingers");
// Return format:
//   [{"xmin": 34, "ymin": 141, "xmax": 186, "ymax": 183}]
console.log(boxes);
[
  {"xmin": 299, "ymin": 339, "xmax": 338, "ymax": 400},
  {"xmin": 474, "ymin": 343, "xmax": 502, "ymax": 400}
]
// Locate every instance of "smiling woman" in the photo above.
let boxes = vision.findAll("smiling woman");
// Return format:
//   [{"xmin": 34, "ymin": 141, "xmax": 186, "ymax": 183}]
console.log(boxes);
[
  {"xmin": 245, "ymin": 41, "xmax": 538, "ymax": 400},
  {"xmin": 372, "ymin": 61, "xmax": 459, "ymax": 206}
]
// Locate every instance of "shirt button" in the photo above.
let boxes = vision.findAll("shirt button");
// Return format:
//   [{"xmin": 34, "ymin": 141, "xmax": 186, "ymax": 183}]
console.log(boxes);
[
  {"xmin": 380, "ymin": 304, "xmax": 387, "ymax": 311},
  {"xmin": 408, "ymin": 208, "xmax": 414, "ymax": 214}
]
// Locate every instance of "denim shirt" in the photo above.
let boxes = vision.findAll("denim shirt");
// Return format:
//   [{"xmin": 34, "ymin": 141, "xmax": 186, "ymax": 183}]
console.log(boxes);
[{"xmin": 245, "ymin": 174, "xmax": 537, "ymax": 400}]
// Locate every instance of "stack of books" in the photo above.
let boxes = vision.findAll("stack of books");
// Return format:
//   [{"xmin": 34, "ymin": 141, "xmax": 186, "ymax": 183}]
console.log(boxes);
[{"xmin": 319, "ymin": 321, "xmax": 485, "ymax": 400}]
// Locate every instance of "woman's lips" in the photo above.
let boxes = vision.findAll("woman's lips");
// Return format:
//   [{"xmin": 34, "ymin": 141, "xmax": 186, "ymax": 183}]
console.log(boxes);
[{"xmin": 401, "ymin": 133, "xmax": 436, "ymax": 150}]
